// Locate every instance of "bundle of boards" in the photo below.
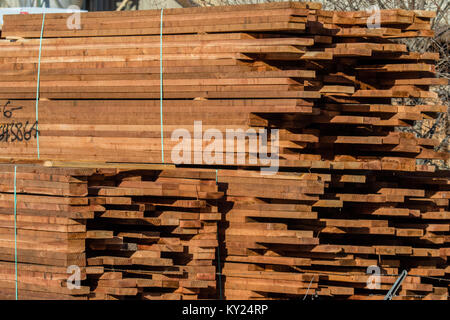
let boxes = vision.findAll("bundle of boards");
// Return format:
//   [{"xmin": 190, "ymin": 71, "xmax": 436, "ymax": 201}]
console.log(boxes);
[
  {"xmin": 219, "ymin": 167, "xmax": 450, "ymax": 300},
  {"xmin": 0, "ymin": 1, "xmax": 448, "ymax": 300},
  {"xmin": 0, "ymin": 163, "xmax": 448, "ymax": 300},
  {"xmin": 0, "ymin": 164, "xmax": 223, "ymax": 300},
  {"xmin": 0, "ymin": 1, "xmax": 447, "ymax": 167}
]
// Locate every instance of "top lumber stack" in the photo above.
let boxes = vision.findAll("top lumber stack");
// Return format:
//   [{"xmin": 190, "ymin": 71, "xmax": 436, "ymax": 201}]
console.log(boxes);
[{"xmin": 0, "ymin": 1, "xmax": 446, "ymax": 170}]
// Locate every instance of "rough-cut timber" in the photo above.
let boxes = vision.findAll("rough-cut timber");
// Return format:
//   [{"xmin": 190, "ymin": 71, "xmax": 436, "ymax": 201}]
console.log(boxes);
[
  {"xmin": 0, "ymin": 1, "xmax": 448, "ymax": 300},
  {"xmin": 0, "ymin": 1, "xmax": 446, "ymax": 167},
  {"xmin": 0, "ymin": 164, "xmax": 448, "ymax": 300},
  {"xmin": 0, "ymin": 164, "xmax": 223, "ymax": 300}
]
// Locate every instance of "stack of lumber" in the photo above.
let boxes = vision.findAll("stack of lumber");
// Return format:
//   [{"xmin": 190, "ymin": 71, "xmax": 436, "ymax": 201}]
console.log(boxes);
[
  {"xmin": 218, "ymin": 169, "xmax": 323, "ymax": 298},
  {"xmin": 0, "ymin": 1, "xmax": 448, "ymax": 300},
  {"xmin": 219, "ymin": 168, "xmax": 450, "ymax": 300},
  {"xmin": 1, "ymin": 163, "xmax": 447, "ymax": 300},
  {"xmin": 0, "ymin": 164, "xmax": 94, "ymax": 300},
  {"xmin": 0, "ymin": 164, "xmax": 224, "ymax": 300},
  {"xmin": 0, "ymin": 1, "xmax": 320, "ymax": 165},
  {"xmin": 0, "ymin": 1, "xmax": 445, "ymax": 167},
  {"xmin": 84, "ymin": 168, "xmax": 223, "ymax": 300}
]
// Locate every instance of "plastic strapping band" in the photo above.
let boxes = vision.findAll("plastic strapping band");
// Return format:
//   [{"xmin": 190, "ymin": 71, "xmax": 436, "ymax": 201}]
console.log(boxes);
[
  {"xmin": 159, "ymin": 8, "xmax": 165, "ymax": 163},
  {"xmin": 303, "ymin": 275, "xmax": 315, "ymax": 300},
  {"xmin": 13, "ymin": 165, "xmax": 18, "ymax": 300},
  {"xmin": 35, "ymin": 7, "xmax": 46, "ymax": 159},
  {"xmin": 217, "ymin": 235, "xmax": 223, "ymax": 300}
]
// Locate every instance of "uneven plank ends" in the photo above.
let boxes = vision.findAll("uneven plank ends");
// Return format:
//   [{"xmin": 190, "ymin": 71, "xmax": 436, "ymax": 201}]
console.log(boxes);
[
  {"xmin": 0, "ymin": 1, "xmax": 446, "ymax": 167},
  {"xmin": 218, "ymin": 168, "xmax": 450, "ymax": 300},
  {"xmin": 0, "ymin": 164, "xmax": 223, "ymax": 300},
  {"xmin": 85, "ymin": 168, "xmax": 223, "ymax": 300},
  {"xmin": 0, "ymin": 1, "xmax": 448, "ymax": 300}
]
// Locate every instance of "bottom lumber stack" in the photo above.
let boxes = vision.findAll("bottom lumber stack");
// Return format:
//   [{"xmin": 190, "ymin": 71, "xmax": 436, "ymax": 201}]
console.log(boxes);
[
  {"xmin": 219, "ymin": 167, "xmax": 450, "ymax": 300},
  {"xmin": 0, "ymin": 163, "xmax": 448, "ymax": 300},
  {"xmin": 218, "ymin": 170, "xmax": 323, "ymax": 299},
  {"xmin": 84, "ymin": 168, "xmax": 223, "ymax": 300},
  {"xmin": 0, "ymin": 164, "xmax": 223, "ymax": 300},
  {"xmin": 0, "ymin": 165, "xmax": 94, "ymax": 299}
]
